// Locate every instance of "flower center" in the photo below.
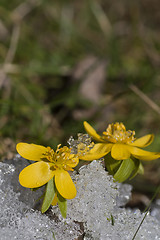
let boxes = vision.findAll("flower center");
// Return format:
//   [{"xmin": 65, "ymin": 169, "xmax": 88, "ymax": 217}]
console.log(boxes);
[
  {"xmin": 43, "ymin": 144, "xmax": 78, "ymax": 171},
  {"xmin": 102, "ymin": 122, "xmax": 135, "ymax": 144}
]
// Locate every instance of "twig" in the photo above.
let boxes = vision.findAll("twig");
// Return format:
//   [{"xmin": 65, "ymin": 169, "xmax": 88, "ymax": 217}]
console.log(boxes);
[{"xmin": 129, "ymin": 84, "xmax": 160, "ymax": 115}]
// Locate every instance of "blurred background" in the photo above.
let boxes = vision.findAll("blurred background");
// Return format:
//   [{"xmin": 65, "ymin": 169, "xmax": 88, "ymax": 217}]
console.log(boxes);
[{"xmin": 0, "ymin": 0, "xmax": 160, "ymax": 208}]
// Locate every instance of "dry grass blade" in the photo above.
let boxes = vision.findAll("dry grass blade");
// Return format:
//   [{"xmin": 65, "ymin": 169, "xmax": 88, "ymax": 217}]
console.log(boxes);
[
  {"xmin": 11, "ymin": 0, "xmax": 42, "ymax": 22},
  {"xmin": 59, "ymin": 4, "xmax": 74, "ymax": 45},
  {"xmin": 132, "ymin": 186, "xmax": 160, "ymax": 240},
  {"xmin": 4, "ymin": 24, "xmax": 20, "ymax": 64},
  {"xmin": 0, "ymin": 0, "xmax": 42, "ymax": 89},
  {"xmin": 129, "ymin": 84, "xmax": 160, "ymax": 115},
  {"xmin": 89, "ymin": 0, "xmax": 112, "ymax": 37}
]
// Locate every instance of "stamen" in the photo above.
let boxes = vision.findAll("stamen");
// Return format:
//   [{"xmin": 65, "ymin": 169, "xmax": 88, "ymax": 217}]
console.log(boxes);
[
  {"xmin": 102, "ymin": 122, "xmax": 135, "ymax": 144},
  {"xmin": 42, "ymin": 145, "xmax": 78, "ymax": 170}
]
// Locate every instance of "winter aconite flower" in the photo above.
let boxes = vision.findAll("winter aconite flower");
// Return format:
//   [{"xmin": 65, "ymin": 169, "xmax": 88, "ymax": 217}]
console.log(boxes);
[
  {"xmin": 84, "ymin": 121, "xmax": 160, "ymax": 161},
  {"xmin": 16, "ymin": 143, "xmax": 79, "ymax": 200},
  {"xmin": 83, "ymin": 121, "xmax": 160, "ymax": 182},
  {"xmin": 16, "ymin": 141, "xmax": 107, "ymax": 217}
]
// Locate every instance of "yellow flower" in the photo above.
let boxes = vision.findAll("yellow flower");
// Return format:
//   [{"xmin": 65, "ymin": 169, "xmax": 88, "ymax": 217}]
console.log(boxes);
[
  {"xmin": 16, "ymin": 143, "xmax": 79, "ymax": 200},
  {"xmin": 83, "ymin": 121, "xmax": 160, "ymax": 161}
]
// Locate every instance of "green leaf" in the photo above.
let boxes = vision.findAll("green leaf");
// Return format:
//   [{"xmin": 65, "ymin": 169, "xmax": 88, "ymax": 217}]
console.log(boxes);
[
  {"xmin": 113, "ymin": 158, "xmax": 135, "ymax": 182},
  {"xmin": 57, "ymin": 192, "xmax": 67, "ymax": 218},
  {"xmin": 52, "ymin": 232, "xmax": 56, "ymax": 240},
  {"xmin": 104, "ymin": 154, "xmax": 121, "ymax": 175},
  {"xmin": 41, "ymin": 178, "xmax": 55, "ymax": 213},
  {"xmin": 129, "ymin": 158, "xmax": 140, "ymax": 180},
  {"xmin": 138, "ymin": 162, "xmax": 144, "ymax": 175},
  {"xmin": 111, "ymin": 214, "xmax": 115, "ymax": 226}
]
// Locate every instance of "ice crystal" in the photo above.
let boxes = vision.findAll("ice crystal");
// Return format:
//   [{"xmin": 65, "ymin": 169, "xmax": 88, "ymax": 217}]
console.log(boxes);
[
  {"xmin": 151, "ymin": 199, "xmax": 160, "ymax": 222},
  {"xmin": 0, "ymin": 158, "xmax": 81, "ymax": 240},
  {"xmin": 0, "ymin": 157, "xmax": 160, "ymax": 239},
  {"xmin": 65, "ymin": 161, "xmax": 160, "ymax": 239},
  {"xmin": 68, "ymin": 133, "xmax": 94, "ymax": 155}
]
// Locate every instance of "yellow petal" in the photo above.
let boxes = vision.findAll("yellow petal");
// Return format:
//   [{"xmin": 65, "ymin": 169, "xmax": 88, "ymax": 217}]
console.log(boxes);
[
  {"xmin": 67, "ymin": 157, "xmax": 79, "ymax": 168},
  {"xmin": 19, "ymin": 161, "xmax": 55, "ymax": 188},
  {"xmin": 51, "ymin": 193, "xmax": 58, "ymax": 206},
  {"xmin": 130, "ymin": 146, "xmax": 160, "ymax": 161},
  {"xmin": 55, "ymin": 169, "xmax": 76, "ymax": 199},
  {"xmin": 16, "ymin": 142, "xmax": 48, "ymax": 161},
  {"xmin": 83, "ymin": 121, "xmax": 105, "ymax": 143},
  {"xmin": 111, "ymin": 143, "xmax": 131, "ymax": 160},
  {"xmin": 80, "ymin": 143, "xmax": 113, "ymax": 161},
  {"xmin": 129, "ymin": 134, "xmax": 154, "ymax": 148}
]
